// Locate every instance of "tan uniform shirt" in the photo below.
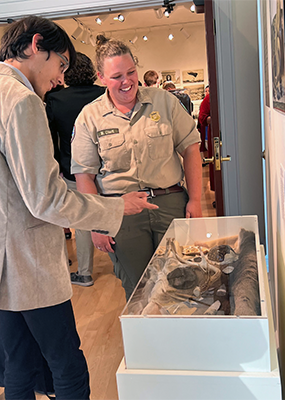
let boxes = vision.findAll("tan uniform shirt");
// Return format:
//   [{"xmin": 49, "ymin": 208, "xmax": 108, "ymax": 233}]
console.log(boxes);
[{"xmin": 71, "ymin": 87, "xmax": 200, "ymax": 194}]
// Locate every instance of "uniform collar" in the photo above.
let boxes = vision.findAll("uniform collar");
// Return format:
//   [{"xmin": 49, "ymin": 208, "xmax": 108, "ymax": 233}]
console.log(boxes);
[
  {"xmin": 101, "ymin": 86, "xmax": 153, "ymax": 117},
  {"xmin": 0, "ymin": 62, "xmax": 34, "ymax": 92}
]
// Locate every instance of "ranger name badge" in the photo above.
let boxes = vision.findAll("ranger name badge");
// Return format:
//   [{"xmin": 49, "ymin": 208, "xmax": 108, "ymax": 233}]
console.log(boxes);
[
  {"xmin": 149, "ymin": 111, "xmax": 160, "ymax": 122},
  {"xmin": 98, "ymin": 128, "xmax": 119, "ymax": 137}
]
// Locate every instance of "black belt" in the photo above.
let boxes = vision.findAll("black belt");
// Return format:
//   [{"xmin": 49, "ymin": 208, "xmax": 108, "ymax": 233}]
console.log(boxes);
[{"xmin": 101, "ymin": 184, "xmax": 184, "ymax": 198}]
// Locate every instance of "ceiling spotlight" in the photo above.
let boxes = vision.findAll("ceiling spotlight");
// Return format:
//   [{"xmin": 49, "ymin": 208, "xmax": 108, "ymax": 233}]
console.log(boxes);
[
  {"xmin": 168, "ymin": 33, "xmax": 174, "ymax": 41},
  {"xmin": 71, "ymin": 20, "xmax": 83, "ymax": 40},
  {"xmin": 180, "ymin": 27, "xmax": 190, "ymax": 39},
  {"xmin": 95, "ymin": 15, "xmax": 107, "ymax": 25},
  {"xmin": 129, "ymin": 35, "xmax": 138, "ymax": 45},
  {"xmin": 190, "ymin": 4, "xmax": 196, "ymax": 13},
  {"xmin": 143, "ymin": 35, "xmax": 148, "ymax": 41},
  {"xmin": 81, "ymin": 28, "xmax": 90, "ymax": 45},
  {"xmin": 114, "ymin": 14, "xmax": 125, "ymax": 22},
  {"xmin": 163, "ymin": 0, "xmax": 176, "ymax": 17},
  {"xmin": 154, "ymin": 8, "xmax": 163, "ymax": 19}
]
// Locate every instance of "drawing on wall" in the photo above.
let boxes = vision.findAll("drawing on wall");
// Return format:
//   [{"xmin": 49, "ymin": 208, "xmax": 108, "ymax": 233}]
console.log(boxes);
[
  {"xmin": 160, "ymin": 70, "xmax": 180, "ymax": 85},
  {"xmin": 185, "ymin": 84, "xmax": 204, "ymax": 101},
  {"xmin": 270, "ymin": 0, "xmax": 285, "ymax": 112},
  {"xmin": 182, "ymin": 69, "xmax": 204, "ymax": 83}
]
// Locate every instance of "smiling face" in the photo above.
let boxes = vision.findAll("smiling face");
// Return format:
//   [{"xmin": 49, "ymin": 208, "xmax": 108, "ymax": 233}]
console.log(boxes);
[
  {"xmin": 98, "ymin": 53, "xmax": 138, "ymax": 112},
  {"xmin": 29, "ymin": 49, "xmax": 69, "ymax": 99}
]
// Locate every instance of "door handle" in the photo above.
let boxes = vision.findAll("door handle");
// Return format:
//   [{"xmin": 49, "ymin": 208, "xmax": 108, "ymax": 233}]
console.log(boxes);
[
  {"xmin": 221, "ymin": 156, "xmax": 231, "ymax": 162},
  {"xmin": 203, "ymin": 157, "xmax": 215, "ymax": 164}
]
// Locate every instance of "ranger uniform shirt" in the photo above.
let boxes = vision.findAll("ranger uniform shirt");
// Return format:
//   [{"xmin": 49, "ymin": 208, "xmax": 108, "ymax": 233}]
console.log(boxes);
[{"xmin": 71, "ymin": 86, "xmax": 201, "ymax": 194}]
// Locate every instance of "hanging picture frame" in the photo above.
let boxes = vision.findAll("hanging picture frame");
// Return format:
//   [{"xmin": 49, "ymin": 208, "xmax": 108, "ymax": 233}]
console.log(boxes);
[{"xmin": 270, "ymin": 0, "xmax": 285, "ymax": 112}]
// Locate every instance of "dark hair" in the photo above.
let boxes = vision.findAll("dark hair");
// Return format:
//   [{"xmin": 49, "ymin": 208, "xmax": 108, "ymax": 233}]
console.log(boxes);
[
  {"xmin": 0, "ymin": 16, "xmax": 76, "ymax": 70},
  {"xmin": 64, "ymin": 52, "xmax": 96, "ymax": 86},
  {"xmin": 162, "ymin": 82, "xmax": 176, "ymax": 90},
  {"xmin": 143, "ymin": 70, "xmax": 159, "ymax": 87},
  {"xmin": 95, "ymin": 34, "xmax": 137, "ymax": 75}
]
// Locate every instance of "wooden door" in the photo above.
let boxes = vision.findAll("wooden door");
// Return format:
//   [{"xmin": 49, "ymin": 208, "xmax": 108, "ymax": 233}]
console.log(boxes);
[{"xmin": 203, "ymin": 0, "xmax": 225, "ymax": 216}]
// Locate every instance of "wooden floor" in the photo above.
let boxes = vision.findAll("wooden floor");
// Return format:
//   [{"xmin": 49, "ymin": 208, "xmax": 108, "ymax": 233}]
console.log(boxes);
[{"xmin": 0, "ymin": 166, "xmax": 215, "ymax": 400}]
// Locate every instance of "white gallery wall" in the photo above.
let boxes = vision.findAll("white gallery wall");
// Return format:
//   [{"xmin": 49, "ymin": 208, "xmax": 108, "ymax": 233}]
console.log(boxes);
[
  {"xmin": 56, "ymin": 18, "xmax": 208, "ymax": 109},
  {"xmin": 258, "ymin": 0, "xmax": 285, "ymax": 386}
]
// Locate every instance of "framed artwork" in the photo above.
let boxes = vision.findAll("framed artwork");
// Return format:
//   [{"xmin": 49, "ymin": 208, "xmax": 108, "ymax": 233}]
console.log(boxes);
[
  {"xmin": 262, "ymin": 0, "xmax": 270, "ymax": 107},
  {"xmin": 270, "ymin": 0, "xmax": 285, "ymax": 112},
  {"xmin": 160, "ymin": 70, "xmax": 180, "ymax": 85},
  {"xmin": 182, "ymin": 69, "xmax": 204, "ymax": 84},
  {"xmin": 185, "ymin": 84, "xmax": 204, "ymax": 101}
]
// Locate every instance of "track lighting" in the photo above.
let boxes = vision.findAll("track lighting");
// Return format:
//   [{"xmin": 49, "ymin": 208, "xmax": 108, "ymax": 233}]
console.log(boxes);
[
  {"xmin": 71, "ymin": 20, "xmax": 83, "ymax": 40},
  {"xmin": 89, "ymin": 33, "xmax": 96, "ymax": 47},
  {"xmin": 154, "ymin": 8, "xmax": 163, "ymax": 19},
  {"xmin": 129, "ymin": 35, "xmax": 138, "ymax": 45},
  {"xmin": 180, "ymin": 27, "xmax": 190, "ymax": 39},
  {"xmin": 114, "ymin": 14, "xmax": 125, "ymax": 22},
  {"xmin": 95, "ymin": 16, "xmax": 103, "ymax": 25},
  {"xmin": 163, "ymin": 0, "xmax": 176, "ymax": 17},
  {"xmin": 0, "ymin": 18, "xmax": 14, "ymax": 23},
  {"xmin": 81, "ymin": 28, "xmax": 90, "ymax": 45}
]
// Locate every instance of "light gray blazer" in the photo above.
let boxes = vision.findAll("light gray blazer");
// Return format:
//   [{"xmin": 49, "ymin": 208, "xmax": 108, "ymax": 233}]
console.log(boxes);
[{"xmin": 0, "ymin": 64, "xmax": 124, "ymax": 311}]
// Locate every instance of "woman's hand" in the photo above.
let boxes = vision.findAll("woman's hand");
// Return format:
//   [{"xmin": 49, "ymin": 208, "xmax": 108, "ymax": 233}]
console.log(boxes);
[
  {"xmin": 91, "ymin": 231, "xmax": 115, "ymax": 253},
  {"xmin": 185, "ymin": 199, "xmax": 203, "ymax": 218}
]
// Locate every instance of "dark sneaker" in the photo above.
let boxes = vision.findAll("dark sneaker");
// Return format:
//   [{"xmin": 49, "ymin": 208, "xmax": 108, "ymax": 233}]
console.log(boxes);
[{"xmin": 70, "ymin": 272, "xmax": 94, "ymax": 287}]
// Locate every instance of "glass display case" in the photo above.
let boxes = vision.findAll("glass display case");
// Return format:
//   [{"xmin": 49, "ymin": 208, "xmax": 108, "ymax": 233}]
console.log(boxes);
[{"xmin": 119, "ymin": 216, "xmax": 272, "ymax": 372}]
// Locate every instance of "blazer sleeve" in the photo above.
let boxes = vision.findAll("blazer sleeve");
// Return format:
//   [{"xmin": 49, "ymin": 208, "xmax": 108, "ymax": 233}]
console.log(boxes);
[{"xmin": 5, "ymin": 92, "xmax": 124, "ymax": 237}]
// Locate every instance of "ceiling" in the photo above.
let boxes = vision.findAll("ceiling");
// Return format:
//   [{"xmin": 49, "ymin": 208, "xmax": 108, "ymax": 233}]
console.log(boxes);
[{"xmin": 55, "ymin": 2, "xmax": 204, "ymax": 41}]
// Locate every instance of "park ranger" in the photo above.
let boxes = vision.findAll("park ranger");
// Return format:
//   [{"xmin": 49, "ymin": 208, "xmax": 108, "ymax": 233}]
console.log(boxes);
[{"xmin": 72, "ymin": 34, "xmax": 202, "ymax": 300}]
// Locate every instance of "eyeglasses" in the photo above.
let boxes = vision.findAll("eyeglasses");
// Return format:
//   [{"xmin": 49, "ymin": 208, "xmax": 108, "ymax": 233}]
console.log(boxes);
[{"xmin": 56, "ymin": 52, "xmax": 70, "ymax": 74}]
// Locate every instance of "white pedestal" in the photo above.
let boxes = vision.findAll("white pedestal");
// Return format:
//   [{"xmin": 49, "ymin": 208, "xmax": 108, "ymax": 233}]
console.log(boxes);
[
  {"xmin": 116, "ymin": 359, "xmax": 281, "ymax": 400},
  {"xmin": 117, "ymin": 217, "xmax": 281, "ymax": 399}
]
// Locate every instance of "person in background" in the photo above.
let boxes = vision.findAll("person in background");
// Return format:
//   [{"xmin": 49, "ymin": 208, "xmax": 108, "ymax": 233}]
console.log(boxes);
[
  {"xmin": 143, "ymin": 69, "xmax": 160, "ymax": 87},
  {"xmin": 44, "ymin": 85, "xmax": 73, "ymax": 243},
  {"xmin": 0, "ymin": 16, "xmax": 158, "ymax": 399},
  {"xmin": 205, "ymin": 84, "xmax": 210, "ymax": 96},
  {"xmin": 162, "ymin": 81, "xmax": 193, "ymax": 115},
  {"xmin": 71, "ymin": 35, "xmax": 202, "ymax": 301},
  {"xmin": 198, "ymin": 92, "xmax": 215, "ymax": 195},
  {"xmin": 46, "ymin": 52, "xmax": 106, "ymax": 287},
  {"xmin": 198, "ymin": 85, "xmax": 210, "ymax": 165}
]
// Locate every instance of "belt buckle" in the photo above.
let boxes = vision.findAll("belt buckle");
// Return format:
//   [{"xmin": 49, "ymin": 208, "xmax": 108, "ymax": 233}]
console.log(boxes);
[
  {"xmin": 139, "ymin": 188, "xmax": 156, "ymax": 199},
  {"xmin": 147, "ymin": 188, "xmax": 155, "ymax": 199}
]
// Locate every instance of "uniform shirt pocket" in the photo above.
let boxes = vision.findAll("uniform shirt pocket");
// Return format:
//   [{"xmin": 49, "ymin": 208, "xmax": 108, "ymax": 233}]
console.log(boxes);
[
  {"xmin": 98, "ymin": 133, "xmax": 131, "ymax": 172},
  {"xmin": 145, "ymin": 125, "xmax": 173, "ymax": 160}
]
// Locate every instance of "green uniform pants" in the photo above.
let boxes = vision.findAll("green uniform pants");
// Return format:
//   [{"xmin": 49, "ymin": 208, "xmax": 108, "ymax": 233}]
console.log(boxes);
[{"xmin": 109, "ymin": 190, "xmax": 188, "ymax": 300}]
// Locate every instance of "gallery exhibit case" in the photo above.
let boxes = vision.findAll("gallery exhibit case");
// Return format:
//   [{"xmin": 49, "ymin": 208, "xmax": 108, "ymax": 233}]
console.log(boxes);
[{"xmin": 116, "ymin": 216, "xmax": 281, "ymax": 400}]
